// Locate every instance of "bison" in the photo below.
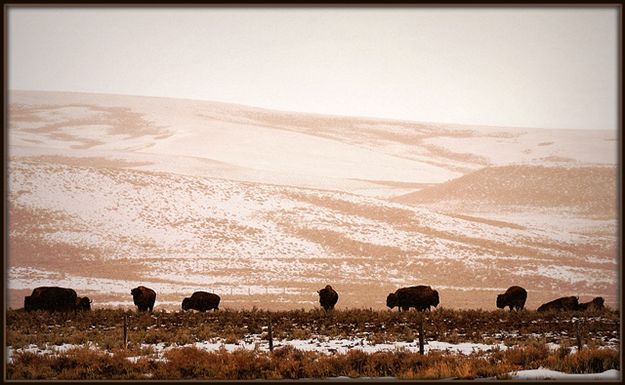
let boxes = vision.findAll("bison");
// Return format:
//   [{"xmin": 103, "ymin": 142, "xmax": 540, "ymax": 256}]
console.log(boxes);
[
  {"xmin": 131, "ymin": 286, "xmax": 156, "ymax": 312},
  {"xmin": 182, "ymin": 291, "xmax": 220, "ymax": 312},
  {"xmin": 386, "ymin": 285, "xmax": 439, "ymax": 312},
  {"xmin": 537, "ymin": 296, "xmax": 579, "ymax": 312},
  {"xmin": 317, "ymin": 285, "xmax": 339, "ymax": 312},
  {"xmin": 496, "ymin": 286, "xmax": 527, "ymax": 311},
  {"xmin": 23, "ymin": 286, "xmax": 89, "ymax": 312},
  {"xmin": 577, "ymin": 297, "xmax": 605, "ymax": 311}
]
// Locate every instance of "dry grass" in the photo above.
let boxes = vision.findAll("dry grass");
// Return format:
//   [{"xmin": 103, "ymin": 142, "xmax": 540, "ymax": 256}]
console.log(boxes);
[{"xmin": 7, "ymin": 343, "xmax": 618, "ymax": 380}]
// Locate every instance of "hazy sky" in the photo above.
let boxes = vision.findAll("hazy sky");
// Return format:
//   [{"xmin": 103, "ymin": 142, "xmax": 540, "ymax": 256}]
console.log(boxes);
[{"xmin": 9, "ymin": 7, "xmax": 618, "ymax": 130}]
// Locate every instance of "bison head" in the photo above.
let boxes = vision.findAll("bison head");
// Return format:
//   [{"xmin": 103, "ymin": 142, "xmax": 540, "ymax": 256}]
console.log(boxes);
[
  {"xmin": 24, "ymin": 296, "xmax": 34, "ymax": 311},
  {"xmin": 592, "ymin": 297, "xmax": 605, "ymax": 308},
  {"xmin": 496, "ymin": 294, "xmax": 505, "ymax": 309},
  {"xmin": 431, "ymin": 290, "xmax": 440, "ymax": 308},
  {"xmin": 76, "ymin": 297, "xmax": 91, "ymax": 311},
  {"xmin": 181, "ymin": 298, "xmax": 191, "ymax": 311},
  {"xmin": 386, "ymin": 293, "xmax": 397, "ymax": 309}
]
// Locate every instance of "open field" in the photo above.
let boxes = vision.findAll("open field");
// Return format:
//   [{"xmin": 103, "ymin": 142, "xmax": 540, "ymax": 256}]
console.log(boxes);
[
  {"xmin": 6, "ymin": 308, "xmax": 620, "ymax": 380},
  {"xmin": 7, "ymin": 91, "xmax": 619, "ymax": 380}
]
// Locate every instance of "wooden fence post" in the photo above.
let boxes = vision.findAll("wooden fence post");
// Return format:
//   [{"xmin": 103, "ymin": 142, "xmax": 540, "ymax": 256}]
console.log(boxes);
[
  {"xmin": 268, "ymin": 316, "xmax": 274, "ymax": 352},
  {"xmin": 418, "ymin": 316, "xmax": 425, "ymax": 355},
  {"xmin": 576, "ymin": 322, "xmax": 583, "ymax": 351},
  {"xmin": 123, "ymin": 314, "xmax": 128, "ymax": 349}
]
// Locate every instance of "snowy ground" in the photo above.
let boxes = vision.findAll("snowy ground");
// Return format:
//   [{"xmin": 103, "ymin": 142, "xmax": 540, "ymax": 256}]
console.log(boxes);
[
  {"xmin": 7, "ymin": 335, "xmax": 613, "ymax": 362},
  {"xmin": 5, "ymin": 337, "xmax": 506, "ymax": 363},
  {"xmin": 510, "ymin": 368, "xmax": 620, "ymax": 380}
]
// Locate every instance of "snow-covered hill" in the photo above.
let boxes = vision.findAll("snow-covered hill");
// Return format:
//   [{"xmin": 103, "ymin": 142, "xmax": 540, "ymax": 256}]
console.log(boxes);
[{"xmin": 7, "ymin": 91, "xmax": 618, "ymax": 310}]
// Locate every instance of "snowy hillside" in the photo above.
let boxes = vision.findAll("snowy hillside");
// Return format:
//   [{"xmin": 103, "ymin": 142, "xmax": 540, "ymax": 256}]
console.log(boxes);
[{"xmin": 7, "ymin": 91, "xmax": 618, "ymax": 310}]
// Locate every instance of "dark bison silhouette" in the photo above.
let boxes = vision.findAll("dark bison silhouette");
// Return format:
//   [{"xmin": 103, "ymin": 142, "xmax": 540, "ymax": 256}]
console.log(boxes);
[
  {"xmin": 317, "ymin": 285, "xmax": 339, "ymax": 311},
  {"xmin": 496, "ymin": 286, "xmax": 527, "ymax": 311},
  {"xmin": 24, "ymin": 286, "xmax": 91, "ymax": 312},
  {"xmin": 182, "ymin": 291, "xmax": 220, "ymax": 312},
  {"xmin": 577, "ymin": 297, "xmax": 605, "ymax": 311},
  {"xmin": 131, "ymin": 286, "xmax": 156, "ymax": 312},
  {"xmin": 75, "ymin": 296, "xmax": 92, "ymax": 311},
  {"xmin": 387, "ymin": 285, "xmax": 439, "ymax": 312},
  {"xmin": 537, "ymin": 296, "xmax": 579, "ymax": 312}
]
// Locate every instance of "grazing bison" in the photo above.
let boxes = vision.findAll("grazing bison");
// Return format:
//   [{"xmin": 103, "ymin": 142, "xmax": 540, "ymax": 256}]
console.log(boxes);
[
  {"xmin": 577, "ymin": 297, "xmax": 605, "ymax": 311},
  {"xmin": 131, "ymin": 286, "xmax": 156, "ymax": 312},
  {"xmin": 182, "ymin": 291, "xmax": 220, "ymax": 312},
  {"xmin": 496, "ymin": 286, "xmax": 527, "ymax": 311},
  {"xmin": 386, "ymin": 285, "xmax": 439, "ymax": 312},
  {"xmin": 24, "ymin": 286, "xmax": 80, "ymax": 312},
  {"xmin": 318, "ymin": 285, "xmax": 339, "ymax": 312},
  {"xmin": 537, "ymin": 296, "xmax": 579, "ymax": 312}
]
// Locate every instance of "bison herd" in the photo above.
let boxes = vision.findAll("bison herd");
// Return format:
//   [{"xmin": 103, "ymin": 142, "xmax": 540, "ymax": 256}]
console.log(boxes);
[{"xmin": 22, "ymin": 284, "xmax": 606, "ymax": 314}]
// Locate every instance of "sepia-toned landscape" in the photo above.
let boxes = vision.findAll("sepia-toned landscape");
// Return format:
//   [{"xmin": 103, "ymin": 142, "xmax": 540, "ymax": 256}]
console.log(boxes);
[
  {"xmin": 8, "ymin": 90, "xmax": 618, "ymax": 311},
  {"xmin": 5, "ymin": 2, "xmax": 623, "ymax": 379},
  {"xmin": 6, "ymin": 89, "xmax": 620, "ymax": 380},
  {"xmin": 6, "ymin": 5, "xmax": 621, "ymax": 379}
]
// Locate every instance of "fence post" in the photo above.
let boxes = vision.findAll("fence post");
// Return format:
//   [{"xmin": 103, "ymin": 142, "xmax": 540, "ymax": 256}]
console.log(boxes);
[
  {"xmin": 576, "ymin": 322, "xmax": 583, "ymax": 351},
  {"xmin": 418, "ymin": 316, "xmax": 425, "ymax": 355},
  {"xmin": 268, "ymin": 316, "xmax": 274, "ymax": 352},
  {"xmin": 123, "ymin": 314, "xmax": 128, "ymax": 349}
]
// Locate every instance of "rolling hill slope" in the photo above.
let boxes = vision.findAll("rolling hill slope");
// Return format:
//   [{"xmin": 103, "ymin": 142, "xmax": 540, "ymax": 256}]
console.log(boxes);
[{"xmin": 7, "ymin": 90, "xmax": 618, "ymax": 310}]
